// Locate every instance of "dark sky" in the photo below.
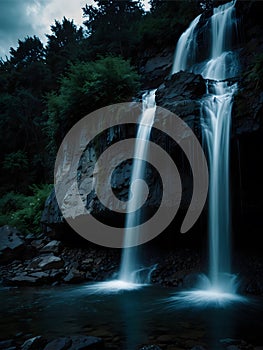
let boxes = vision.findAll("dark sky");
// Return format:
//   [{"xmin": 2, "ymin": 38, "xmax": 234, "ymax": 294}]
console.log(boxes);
[{"xmin": 0, "ymin": 0, "xmax": 92, "ymax": 59}]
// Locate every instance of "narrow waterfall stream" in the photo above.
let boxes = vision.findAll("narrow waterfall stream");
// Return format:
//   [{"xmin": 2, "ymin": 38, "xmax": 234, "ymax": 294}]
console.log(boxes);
[
  {"xmin": 172, "ymin": 14, "xmax": 201, "ymax": 74},
  {"xmin": 119, "ymin": 90, "xmax": 157, "ymax": 284},
  {"xmin": 86, "ymin": 90, "xmax": 157, "ymax": 292}
]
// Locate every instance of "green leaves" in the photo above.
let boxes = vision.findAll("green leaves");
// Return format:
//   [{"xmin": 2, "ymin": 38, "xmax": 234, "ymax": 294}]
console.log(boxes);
[
  {"xmin": 46, "ymin": 56, "xmax": 140, "ymax": 150},
  {"xmin": 0, "ymin": 184, "xmax": 53, "ymax": 233},
  {"xmin": 83, "ymin": 0, "xmax": 143, "ymax": 57},
  {"xmin": 2, "ymin": 150, "xmax": 29, "ymax": 171},
  {"xmin": 45, "ymin": 17, "xmax": 84, "ymax": 83}
]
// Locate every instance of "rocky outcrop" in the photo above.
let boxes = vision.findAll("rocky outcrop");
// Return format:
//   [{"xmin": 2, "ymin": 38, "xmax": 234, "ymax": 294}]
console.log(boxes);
[
  {"xmin": 40, "ymin": 240, "xmax": 62, "ymax": 254},
  {"xmin": 43, "ymin": 337, "xmax": 72, "ymax": 350},
  {"xmin": 156, "ymin": 71, "xmax": 206, "ymax": 138},
  {"xmin": 139, "ymin": 48, "xmax": 174, "ymax": 89},
  {"xmin": 0, "ymin": 228, "xmax": 121, "ymax": 287},
  {"xmin": 33, "ymin": 254, "xmax": 64, "ymax": 270},
  {"xmin": 63, "ymin": 267, "xmax": 85, "ymax": 283},
  {"xmin": 0, "ymin": 226, "xmax": 26, "ymax": 264},
  {"xmin": 41, "ymin": 188, "xmax": 64, "ymax": 237}
]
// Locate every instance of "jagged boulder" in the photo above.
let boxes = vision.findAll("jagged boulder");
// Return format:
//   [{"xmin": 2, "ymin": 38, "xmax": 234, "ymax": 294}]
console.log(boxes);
[
  {"xmin": 156, "ymin": 71, "xmax": 206, "ymax": 141},
  {"xmin": 139, "ymin": 48, "xmax": 174, "ymax": 89},
  {"xmin": 0, "ymin": 225, "xmax": 26, "ymax": 264}
]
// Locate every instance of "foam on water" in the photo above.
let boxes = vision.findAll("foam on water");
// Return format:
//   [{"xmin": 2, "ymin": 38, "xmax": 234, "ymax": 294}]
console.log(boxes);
[{"xmin": 84, "ymin": 280, "xmax": 145, "ymax": 294}]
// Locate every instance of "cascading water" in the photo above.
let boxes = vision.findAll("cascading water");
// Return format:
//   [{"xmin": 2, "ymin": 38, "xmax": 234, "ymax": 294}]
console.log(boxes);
[
  {"xmin": 84, "ymin": 90, "xmax": 157, "ymax": 293},
  {"xmin": 172, "ymin": 14, "xmax": 201, "ymax": 74},
  {"xmin": 201, "ymin": 81, "xmax": 237, "ymax": 291},
  {"xmin": 119, "ymin": 90, "xmax": 157, "ymax": 284},
  {"xmin": 201, "ymin": 0, "xmax": 239, "ymax": 292},
  {"xmin": 170, "ymin": 0, "xmax": 242, "ymax": 302}
]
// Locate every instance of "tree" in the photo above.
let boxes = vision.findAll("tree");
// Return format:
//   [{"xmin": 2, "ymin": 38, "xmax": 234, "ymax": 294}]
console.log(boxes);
[
  {"xmin": 46, "ymin": 56, "xmax": 140, "ymax": 151},
  {"xmin": 83, "ymin": 0, "xmax": 144, "ymax": 57},
  {"xmin": 2, "ymin": 37, "xmax": 51, "ymax": 96},
  {"xmin": 45, "ymin": 17, "xmax": 84, "ymax": 84},
  {"xmin": 9, "ymin": 36, "xmax": 45, "ymax": 68},
  {"xmin": 0, "ymin": 87, "xmax": 50, "ymax": 191},
  {"xmin": 138, "ymin": 0, "xmax": 199, "ymax": 49}
]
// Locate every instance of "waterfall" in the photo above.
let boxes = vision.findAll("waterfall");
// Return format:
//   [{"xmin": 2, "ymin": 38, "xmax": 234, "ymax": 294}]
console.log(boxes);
[
  {"xmin": 202, "ymin": 81, "xmax": 237, "ymax": 290},
  {"xmin": 172, "ymin": 14, "xmax": 201, "ymax": 74},
  {"xmin": 172, "ymin": 1, "xmax": 239, "ymax": 292},
  {"xmin": 119, "ymin": 90, "xmax": 157, "ymax": 283},
  {"xmin": 202, "ymin": 1, "xmax": 238, "ymax": 291}
]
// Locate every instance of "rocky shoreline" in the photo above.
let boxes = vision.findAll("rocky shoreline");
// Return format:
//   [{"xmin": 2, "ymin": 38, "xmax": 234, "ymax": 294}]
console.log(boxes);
[
  {"xmin": 1, "ymin": 334, "xmax": 262, "ymax": 350},
  {"xmin": 1, "ymin": 225, "xmax": 263, "ymax": 295},
  {"xmin": 0, "ymin": 334, "xmax": 263, "ymax": 350}
]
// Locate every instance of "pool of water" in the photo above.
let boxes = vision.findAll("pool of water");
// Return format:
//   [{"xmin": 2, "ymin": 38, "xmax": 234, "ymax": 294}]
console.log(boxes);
[{"xmin": 0, "ymin": 283, "xmax": 262, "ymax": 349}]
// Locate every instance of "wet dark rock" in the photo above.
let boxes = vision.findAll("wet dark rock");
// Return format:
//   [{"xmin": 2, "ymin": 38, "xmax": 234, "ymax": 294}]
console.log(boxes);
[
  {"xmin": 49, "ymin": 269, "xmax": 64, "ymax": 280},
  {"xmin": 24, "ymin": 233, "xmax": 35, "ymax": 242},
  {"xmin": 156, "ymin": 71, "xmax": 206, "ymax": 140},
  {"xmin": 0, "ymin": 339, "xmax": 15, "ymax": 349},
  {"xmin": 8, "ymin": 274, "xmax": 41, "ymax": 286},
  {"xmin": 41, "ymin": 188, "xmax": 63, "ymax": 228},
  {"xmin": 63, "ymin": 268, "xmax": 85, "ymax": 283},
  {"xmin": 31, "ymin": 239, "xmax": 45, "ymax": 250},
  {"xmin": 41, "ymin": 336, "xmax": 104, "ymax": 350},
  {"xmin": 21, "ymin": 336, "xmax": 47, "ymax": 350},
  {"xmin": 139, "ymin": 345, "xmax": 162, "ymax": 350},
  {"xmin": 0, "ymin": 226, "xmax": 26, "ymax": 264},
  {"xmin": 31, "ymin": 254, "xmax": 64, "ymax": 271},
  {"xmin": 139, "ymin": 49, "xmax": 174, "ymax": 89},
  {"xmin": 190, "ymin": 346, "xmax": 206, "ymax": 350},
  {"xmin": 68, "ymin": 335, "xmax": 104, "ymax": 349},
  {"xmin": 156, "ymin": 71, "xmax": 206, "ymax": 110},
  {"xmin": 44, "ymin": 337, "xmax": 72, "ymax": 350},
  {"xmin": 15, "ymin": 332, "xmax": 23, "ymax": 338},
  {"xmin": 220, "ymin": 339, "xmax": 243, "ymax": 346},
  {"xmin": 40, "ymin": 240, "xmax": 62, "ymax": 254}
]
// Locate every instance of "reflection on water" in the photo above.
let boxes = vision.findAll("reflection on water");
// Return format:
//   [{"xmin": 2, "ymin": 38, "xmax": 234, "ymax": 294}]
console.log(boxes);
[{"xmin": 0, "ymin": 284, "xmax": 262, "ymax": 349}]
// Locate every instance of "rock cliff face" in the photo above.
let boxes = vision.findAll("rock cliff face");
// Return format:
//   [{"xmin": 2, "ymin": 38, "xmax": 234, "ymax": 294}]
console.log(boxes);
[
  {"xmin": 42, "ymin": 0, "xmax": 263, "ymax": 248},
  {"xmin": 156, "ymin": 71, "xmax": 206, "ymax": 139}
]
